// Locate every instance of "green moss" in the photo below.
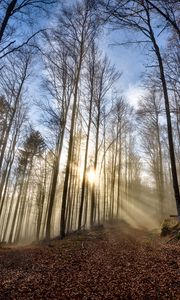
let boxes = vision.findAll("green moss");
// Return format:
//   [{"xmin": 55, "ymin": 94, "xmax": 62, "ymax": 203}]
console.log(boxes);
[
  {"xmin": 161, "ymin": 218, "xmax": 175, "ymax": 236},
  {"xmin": 161, "ymin": 218, "xmax": 180, "ymax": 237},
  {"xmin": 176, "ymin": 231, "xmax": 180, "ymax": 240}
]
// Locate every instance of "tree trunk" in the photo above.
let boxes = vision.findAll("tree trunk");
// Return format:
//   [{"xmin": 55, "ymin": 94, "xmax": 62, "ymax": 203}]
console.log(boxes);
[
  {"xmin": 147, "ymin": 12, "xmax": 180, "ymax": 216},
  {"xmin": 0, "ymin": 0, "xmax": 17, "ymax": 42},
  {"xmin": 78, "ymin": 87, "xmax": 93, "ymax": 229},
  {"xmin": 60, "ymin": 40, "xmax": 84, "ymax": 238}
]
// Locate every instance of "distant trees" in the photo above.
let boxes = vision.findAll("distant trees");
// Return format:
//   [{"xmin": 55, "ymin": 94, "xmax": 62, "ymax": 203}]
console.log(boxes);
[
  {"xmin": 40, "ymin": 33, "xmax": 74, "ymax": 240},
  {"xmin": 97, "ymin": 0, "xmax": 180, "ymax": 217},
  {"xmin": 12, "ymin": 129, "xmax": 45, "ymax": 243},
  {"xmin": 110, "ymin": 98, "xmax": 134, "ymax": 219},
  {"xmin": 0, "ymin": 51, "xmax": 31, "ymax": 229},
  {"xmin": 0, "ymin": 127, "xmax": 45, "ymax": 243},
  {"xmin": 137, "ymin": 88, "xmax": 165, "ymax": 220},
  {"xmin": 58, "ymin": 0, "xmax": 99, "ymax": 238},
  {"xmin": 78, "ymin": 43, "xmax": 96, "ymax": 230},
  {"xmin": 89, "ymin": 55, "xmax": 120, "ymax": 225}
]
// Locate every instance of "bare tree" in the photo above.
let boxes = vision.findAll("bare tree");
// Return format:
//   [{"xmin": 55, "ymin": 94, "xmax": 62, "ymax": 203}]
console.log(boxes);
[
  {"xmin": 7, "ymin": 129, "xmax": 45, "ymax": 243},
  {"xmin": 78, "ymin": 43, "xmax": 96, "ymax": 230},
  {"xmin": 0, "ymin": 0, "xmax": 56, "ymax": 59},
  {"xmin": 137, "ymin": 88, "xmax": 165, "ymax": 220},
  {"xmin": 97, "ymin": 0, "xmax": 180, "ymax": 217},
  {"xmin": 59, "ymin": 0, "xmax": 98, "ymax": 238},
  {"xmin": 39, "ymin": 35, "xmax": 74, "ymax": 240},
  {"xmin": 146, "ymin": 0, "xmax": 180, "ymax": 38},
  {"xmin": 89, "ymin": 55, "xmax": 120, "ymax": 226}
]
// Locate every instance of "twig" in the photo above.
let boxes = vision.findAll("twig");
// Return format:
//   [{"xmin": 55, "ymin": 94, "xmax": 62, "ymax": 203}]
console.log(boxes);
[{"xmin": 166, "ymin": 235, "xmax": 177, "ymax": 244}]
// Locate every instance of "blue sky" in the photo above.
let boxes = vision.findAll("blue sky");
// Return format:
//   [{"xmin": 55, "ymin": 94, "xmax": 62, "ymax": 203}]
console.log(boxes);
[{"xmin": 99, "ymin": 28, "xmax": 148, "ymax": 108}]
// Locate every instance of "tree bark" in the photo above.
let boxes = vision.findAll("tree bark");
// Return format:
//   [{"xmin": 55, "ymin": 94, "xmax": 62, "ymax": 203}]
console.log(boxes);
[
  {"xmin": 0, "ymin": 0, "xmax": 17, "ymax": 42},
  {"xmin": 146, "ymin": 8, "xmax": 180, "ymax": 216}
]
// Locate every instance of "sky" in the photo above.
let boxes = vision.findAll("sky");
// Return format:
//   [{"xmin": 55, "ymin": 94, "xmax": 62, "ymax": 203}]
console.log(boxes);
[{"xmin": 98, "ymin": 26, "xmax": 148, "ymax": 109}]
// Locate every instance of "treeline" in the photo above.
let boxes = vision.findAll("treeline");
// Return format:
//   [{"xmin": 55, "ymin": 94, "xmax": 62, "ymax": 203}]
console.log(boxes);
[{"xmin": 0, "ymin": 0, "xmax": 179, "ymax": 243}]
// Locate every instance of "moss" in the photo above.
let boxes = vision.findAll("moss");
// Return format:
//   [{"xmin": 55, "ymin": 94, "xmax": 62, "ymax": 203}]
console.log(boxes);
[
  {"xmin": 161, "ymin": 218, "xmax": 177, "ymax": 236},
  {"xmin": 161, "ymin": 218, "xmax": 180, "ymax": 240},
  {"xmin": 176, "ymin": 231, "xmax": 180, "ymax": 240}
]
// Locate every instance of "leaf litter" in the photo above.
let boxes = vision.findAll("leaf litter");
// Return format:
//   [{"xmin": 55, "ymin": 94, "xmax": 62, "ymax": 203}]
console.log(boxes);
[{"xmin": 0, "ymin": 224, "xmax": 179, "ymax": 300}]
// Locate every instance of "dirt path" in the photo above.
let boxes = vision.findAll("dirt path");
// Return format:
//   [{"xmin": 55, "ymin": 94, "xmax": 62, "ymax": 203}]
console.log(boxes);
[{"xmin": 0, "ymin": 224, "xmax": 180, "ymax": 299}]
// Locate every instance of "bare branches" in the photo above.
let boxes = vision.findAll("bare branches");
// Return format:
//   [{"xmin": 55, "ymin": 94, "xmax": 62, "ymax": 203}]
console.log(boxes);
[
  {"xmin": 0, "ymin": 29, "xmax": 46, "ymax": 59},
  {"xmin": 0, "ymin": 0, "xmax": 56, "ymax": 59}
]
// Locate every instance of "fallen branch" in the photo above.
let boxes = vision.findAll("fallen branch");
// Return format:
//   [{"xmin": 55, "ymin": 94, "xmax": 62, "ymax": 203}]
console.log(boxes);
[{"xmin": 166, "ymin": 235, "xmax": 177, "ymax": 244}]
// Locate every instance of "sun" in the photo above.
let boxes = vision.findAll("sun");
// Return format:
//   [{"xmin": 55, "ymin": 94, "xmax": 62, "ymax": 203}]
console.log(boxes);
[{"xmin": 87, "ymin": 169, "xmax": 96, "ymax": 184}]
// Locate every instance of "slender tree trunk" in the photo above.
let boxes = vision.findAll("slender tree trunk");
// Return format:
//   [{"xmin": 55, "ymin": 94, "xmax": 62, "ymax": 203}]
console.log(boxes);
[
  {"xmin": 90, "ymin": 106, "xmax": 100, "ymax": 226},
  {"xmin": 2, "ymin": 180, "xmax": 18, "ymax": 242},
  {"xmin": 147, "ymin": 14, "xmax": 180, "ymax": 216},
  {"xmin": 0, "ymin": 64, "xmax": 27, "ymax": 171},
  {"xmin": 103, "ymin": 114, "xmax": 106, "ymax": 221},
  {"xmin": 0, "ymin": 127, "xmax": 18, "ymax": 217},
  {"xmin": 66, "ymin": 129, "xmax": 79, "ymax": 233},
  {"xmin": 60, "ymin": 42, "xmax": 84, "ymax": 239},
  {"xmin": 117, "ymin": 129, "xmax": 122, "ymax": 218},
  {"xmin": 156, "ymin": 114, "xmax": 165, "ymax": 220},
  {"xmin": 8, "ymin": 167, "xmax": 26, "ymax": 243},
  {"xmin": 36, "ymin": 184, "xmax": 45, "ymax": 241},
  {"xmin": 0, "ymin": 0, "xmax": 17, "ymax": 42},
  {"xmin": 46, "ymin": 95, "xmax": 69, "ymax": 240},
  {"xmin": 78, "ymin": 89, "xmax": 93, "ymax": 229},
  {"xmin": 46, "ymin": 134, "xmax": 63, "ymax": 240},
  {"xmin": 14, "ymin": 162, "xmax": 33, "ymax": 243}
]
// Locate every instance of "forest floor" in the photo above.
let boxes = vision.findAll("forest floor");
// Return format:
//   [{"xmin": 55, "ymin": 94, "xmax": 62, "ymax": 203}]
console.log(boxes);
[{"xmin": 0, "ymin": 222, "xmax": 180, "ymax": 300}]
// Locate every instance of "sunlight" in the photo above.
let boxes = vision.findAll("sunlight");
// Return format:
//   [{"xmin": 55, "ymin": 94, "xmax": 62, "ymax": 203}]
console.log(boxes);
[
  {"xmin": 87, "ymin": 169, "xmax": 96, "ymax": 184},
  {"xmin": 124, "ymin": 84, "xmax": 147, "ymax": 108}
]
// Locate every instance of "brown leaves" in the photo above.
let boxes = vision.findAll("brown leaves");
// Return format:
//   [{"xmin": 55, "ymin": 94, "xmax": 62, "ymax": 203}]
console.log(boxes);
[{"xmin": 0, "ymin": 226, "xmax": 179, "ymax": 299}]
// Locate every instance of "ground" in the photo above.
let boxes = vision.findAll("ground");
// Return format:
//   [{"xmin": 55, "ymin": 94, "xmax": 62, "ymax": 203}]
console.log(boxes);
[{"xmin": 0, "ymin": 223, "xmax": 180, "ymax": 300}]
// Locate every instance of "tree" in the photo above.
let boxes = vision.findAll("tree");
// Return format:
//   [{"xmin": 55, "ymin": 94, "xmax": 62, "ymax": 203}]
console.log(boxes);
[
  {"xmin": 39, "ymin": 33, "xmax": 74, "ymax": 240},
  {"xmin": 97, "ymin": 0, "xmax": 180, "ymax": 217},
  {"xmin": 0, "ymin": 51, "xmax": 31, "ymax": 235},
  {"xmin": 146, "ymin": 0, "xmax": 180, "ymax": 38},
  {"xmin": 59, "ymin": 0, "xmax": 98, "ymax": 238},
  {"xmin": 78, "ymin": 43, "xmax": 96, "ymax": 230},
  {"xmin": 8, "ymin": 128, "xmax": 45, "ymax": 243},
  {"xmin": 0, "ymin": 0, "xmax": 56, "ymax": 59},
  {"xmin": 89, "ymin": 55, "xmax": 120, "ymax": 226},
  {"xmin": 137, "ymin": 88, "xmax": 165, "ymax": 220}
]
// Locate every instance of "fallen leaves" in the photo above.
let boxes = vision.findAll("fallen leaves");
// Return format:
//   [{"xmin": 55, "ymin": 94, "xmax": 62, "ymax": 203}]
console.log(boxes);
[{"xmin": 0, "ymin": 225, "xmax": 179, "ymax": 299}]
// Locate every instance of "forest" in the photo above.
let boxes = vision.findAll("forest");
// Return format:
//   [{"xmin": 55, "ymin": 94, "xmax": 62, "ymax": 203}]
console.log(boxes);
[{"xmin": 0, "ymin": 0, "xmax": 180, "ymax": 299}]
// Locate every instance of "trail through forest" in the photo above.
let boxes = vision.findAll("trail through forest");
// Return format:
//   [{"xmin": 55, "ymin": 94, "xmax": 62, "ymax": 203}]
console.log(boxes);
[{"xmin": 0, "ymin": 223, "xmax": 180, "ymax": 300}]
